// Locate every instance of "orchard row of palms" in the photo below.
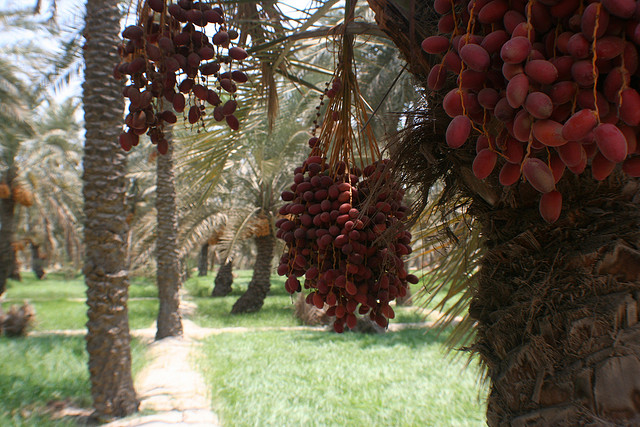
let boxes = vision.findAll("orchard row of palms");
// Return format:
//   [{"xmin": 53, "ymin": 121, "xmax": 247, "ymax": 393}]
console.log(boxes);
[
  {"xmin": 1, "ymin": 1, "xmax": 417, "ymax": 419},
  {"xmin": 4, "ymin": 0, "xmax": 638, "ymax": 425}
]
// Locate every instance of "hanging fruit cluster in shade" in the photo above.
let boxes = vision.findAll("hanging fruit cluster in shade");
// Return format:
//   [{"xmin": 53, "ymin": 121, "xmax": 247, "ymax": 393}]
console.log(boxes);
[
  {"xmin": 421, "ymin": 0, "xmax": 640, "ymax": 222},
  {"xmin": 115, "ymin": 0, "xmax": 248, "ymax": 154},
  {"xmin": 276, "ymin": 154, "xmax": 417, "ymax": 332}
]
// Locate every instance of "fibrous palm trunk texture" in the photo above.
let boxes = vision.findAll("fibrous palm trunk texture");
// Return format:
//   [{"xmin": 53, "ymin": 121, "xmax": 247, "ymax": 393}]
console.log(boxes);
[
  {"xmin": 155, "ymin": 135, "xmax": 183, "ymax": 340},
  {"xmin": 471, "ymin": 179, "xmax": 640, "ymax": 425},
  {"xmin": 211, "ymin": 259, "xmax": 233, "ymax": 297},
  {"xmin": 231, "ymin": 234, "xmax": 276, "ymax": 314},
  {"xmin": 368, "ymin": 0, "xmax": 640, "ymax": 424},
  {"xmin": 198, "ymin": 243, "xmax": 209, "ymax": 276},
  {"xmin": 9, "ymin": 244, "xmax": 20, "ymax": 281},
  {"xmin": 0, "ymin": 168, "xmax": 17, "ymax": 296},
  {"xmin": 82, "ymin": 0, "xmax": 138, "ymax": 419}
]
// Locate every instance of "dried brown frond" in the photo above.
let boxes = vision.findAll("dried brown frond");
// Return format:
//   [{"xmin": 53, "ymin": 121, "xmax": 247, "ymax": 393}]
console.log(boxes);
[
  {"xmin": 13, "ymin": 185, "xmax": 34, "ymax": 207},
  {"xmin": 314, "ymin": 4, "xmax": 382, "ymax": 169},
  {"xmin": 1, "ymin": 302, "xmax": 36, "ymax": 337},
  {"xmin": 250, "ymin": 214, "xmax": 271, "ymax": 238}
]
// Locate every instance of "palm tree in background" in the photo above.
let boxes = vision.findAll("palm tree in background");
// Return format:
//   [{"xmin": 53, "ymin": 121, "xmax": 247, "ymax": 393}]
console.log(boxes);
[
  {"xmin": 0, "ymin": 0, "xmax": 86, "ymax": 286},
  {"xmin": 218, "ymin": 115, "xmax": 311, "ymax": 314},
  {"xmin": 155, "ymin": 129, "xmax": 183, "ymax": 339},
  {"xmin": 0, "ymin": 58, "xmax": 34, "ymax": 295},
  {"xmin": 10, "ymin": 99, "xmax": 84, "ymax": 278},
  {"xmin": 82, "ymin": 0, "xmax": 138, "ymax": 419}
]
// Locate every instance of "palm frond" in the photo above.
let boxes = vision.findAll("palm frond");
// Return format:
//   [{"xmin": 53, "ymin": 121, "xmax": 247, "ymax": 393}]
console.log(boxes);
[{"xmin": 408, "ymin": 195, "xmax": 483, "ymax": 351}]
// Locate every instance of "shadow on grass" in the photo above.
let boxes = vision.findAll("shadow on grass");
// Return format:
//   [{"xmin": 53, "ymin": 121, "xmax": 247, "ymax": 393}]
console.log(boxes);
[{"xmin": 0, "ymin": 335, "xmax": 147, "ymax": 426}]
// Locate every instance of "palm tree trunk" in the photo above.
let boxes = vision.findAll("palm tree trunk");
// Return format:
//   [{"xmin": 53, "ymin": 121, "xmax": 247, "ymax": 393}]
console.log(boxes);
[
  {"xmin": 231, "ymin": 233, "xmax": 276, "ymax": 314},
  {"xmin": 31, "ymin": 242, "xmax": 45, "ymax": 279},
  {"xmin": 367, "ymin": 3, "xmax": 640, "ymax": 424},
  {"xmin": 82, "ymin": 0, "xmax": 138, "ymax": 419},
  {"xmin": 9, "ymin": 244, "xmax": 20, "ymax": 281},
  {"xmin": 198, "ymin": 243, "xmax": 209, "ymax": 276},
  {"xmin": 155, "ymin": 135, "xmax": 183, "ymax": 340},
  {"xmin": 0, "ymin": 167, "xmax": 16, "ymax": 296},
  {"xmin": 211, "ymin": 259, "xmax": 233, "ymax": 297},
  {"xmin": 470, "ymin": 179, "xmax": 640, "ymax": 426}
]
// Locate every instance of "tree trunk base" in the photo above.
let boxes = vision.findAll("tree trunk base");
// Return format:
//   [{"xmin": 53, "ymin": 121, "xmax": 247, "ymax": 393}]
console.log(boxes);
[
  {"xmin": 231, "ymin": 234, "xmax": 275, "ymax": 314},
  {"xmin": 211, "ymin": 260, "xmax": 233, "ymax": 297},
  {"xmin": 231, "ymin": 281, "xmax": 267, "ymax": 314},
  {"xmin": 471, "ymin": 180, "xmax": 640, "ymax": 426},
  {"xmin": 31, "ymin": 243, "xmax": 45, "ymax": 279}
]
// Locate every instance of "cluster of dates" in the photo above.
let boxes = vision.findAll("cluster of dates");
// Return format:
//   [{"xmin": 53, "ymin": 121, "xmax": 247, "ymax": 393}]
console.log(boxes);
[
  {"xmin": 276, "ymin": 148, "xmax": 418, "ymax": 333},
  {"xmin": 115, "ymin": 0, "xmax": 248, "ymax": 154},
  {"xmin": 422, "ymin": 0, "xmax": 640, "ymax": 222}
]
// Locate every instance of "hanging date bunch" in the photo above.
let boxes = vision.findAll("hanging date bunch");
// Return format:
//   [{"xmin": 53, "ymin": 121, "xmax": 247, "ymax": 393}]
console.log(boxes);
[
  {"xmin": 275, "ymin": 19, "xmax": 417, "ymax": 333},
  {"xmin": 115, "ymin": 0, "xmax": 249, "ymax": 154},
  {"xmin": 422, "ymin": 0, "xmax": 640, "ymax": 223}
]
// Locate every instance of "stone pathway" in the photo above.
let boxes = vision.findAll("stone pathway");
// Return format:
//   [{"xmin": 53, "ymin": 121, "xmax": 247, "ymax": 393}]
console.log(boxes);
[{"xmin": 103, "ymin": 311, "xmax": 221, "ymax": 427}]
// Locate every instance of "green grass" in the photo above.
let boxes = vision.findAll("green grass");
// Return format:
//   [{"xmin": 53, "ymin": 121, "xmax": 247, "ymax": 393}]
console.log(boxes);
[
  {"xmin": 2, "ymin": 298, "xmax": 158, "ymax": 331},
  {"xmin": 2, "ymin": 273, "xmax": 159, "ymax": 331},
  {"xmin": 185, "ymin": 271, "xmax": 299, "ymax": 328},
  {"xmin": 198, "ymin": 328, "xmax": 487, "ymax": 427},
  {"xmin": 4, "ymin": 272, "xmax": 158, "ymax": 301},
  {"xmin": 0, "ymin": 272, "xmax": 155, "ymax": 425},
  {"xmin": 4, "ymin": 272, "xmax": 87, "ymax": 301},
  {"xmin": 0, "ymin": 335, "xmax": 146, "ymax": 426}
]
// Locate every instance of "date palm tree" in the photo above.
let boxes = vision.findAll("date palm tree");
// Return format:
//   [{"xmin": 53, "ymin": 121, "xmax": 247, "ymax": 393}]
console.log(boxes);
[
  {"xmin": 186, "ymin": 79, "xmax": 316, "ymax": 313},
  {"xmin": 0, "ymin": 58, "xmax": 33, "ymax": 295},
  {"xmin": 18, "ymin": 99, "xmax": 84, "ymax": 272},
  {"xmin": 368, "ymin": 0, "xmax": 640, "ymax": 424},
  {"xmin": 155, "ymin": 130, "xmax": 183, "ymax": 339},
  {"xmin": 82, "ymin": 0, "xmax": 138, "ymax": 419}
]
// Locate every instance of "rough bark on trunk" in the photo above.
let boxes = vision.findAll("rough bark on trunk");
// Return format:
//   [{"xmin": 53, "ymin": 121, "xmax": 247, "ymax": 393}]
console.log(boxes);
[
  {"xmin": 155, "ymin": 135, "xmax": 183, "ymax": 340},
  {"xmin": 0, "ymin": 168, "xmax": 16, "ymax": 296},
  {"xmin": 470, "ymin": 179, "xmax": 640, "ymax": 426},
  {"xmin": 82, "ymin": 0, "xmax": 138, "ymax": 419},
  {"xmin": 31, "ymin": 243, "xmax": 45, "ymax": 279},
  {"xmin": 367, "ymin": 2, "xmax": 640, "ymax": 424},
  {"xmin": 231, "ymin": 234, "xmax": 276, "ymax": 314},
  {"xmin": 9, "ymin": 246, "xmax": 20, "ymax": 281},
  {"xmin": 198, "ymin": 243, "xmax": 209, "ymax": 276},
  {"xmin": 212, "ymin": 259, "xmax": 233, "ymax": 297}
]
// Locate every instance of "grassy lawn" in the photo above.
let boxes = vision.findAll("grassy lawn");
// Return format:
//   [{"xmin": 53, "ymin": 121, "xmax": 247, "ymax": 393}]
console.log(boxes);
[
  {"xmin": 2, "ymin": 270, "xmax": 459, "ymax": 331},
  {"xmin": 0, "ymin": 335, "xmax": 146, "ymax": 426},
  {"xmin": 1, "ymin": 272, "xmax": 151, "ymax": 425},
  {"xmin": 198, "ymin": 328, "xmax": 487, "ymax": 427},
  {"xmin": 185, "ymin": 271, "xmax": 299, "ymax": 328},
  {"xmin": 2, "ymin": 273, "xmax": 159, "ymax": 331}
]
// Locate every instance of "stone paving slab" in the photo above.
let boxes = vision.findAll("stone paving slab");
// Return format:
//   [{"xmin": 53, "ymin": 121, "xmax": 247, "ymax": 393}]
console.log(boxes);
[{"xmin": 104, "ymin": 321, "xmax": 220, "ymax": 427}]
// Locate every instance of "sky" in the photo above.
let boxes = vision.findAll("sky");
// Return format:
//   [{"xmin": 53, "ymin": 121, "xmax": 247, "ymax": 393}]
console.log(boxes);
[{"xmin": 0, "ymin": 0, "xmax": 84, "ymax": 101}]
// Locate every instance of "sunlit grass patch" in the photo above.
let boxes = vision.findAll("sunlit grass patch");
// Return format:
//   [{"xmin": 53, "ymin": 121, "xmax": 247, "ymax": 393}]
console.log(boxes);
[{"xmin": 198, "ymin": 328, "xmax": 487, "ymax": 427}]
